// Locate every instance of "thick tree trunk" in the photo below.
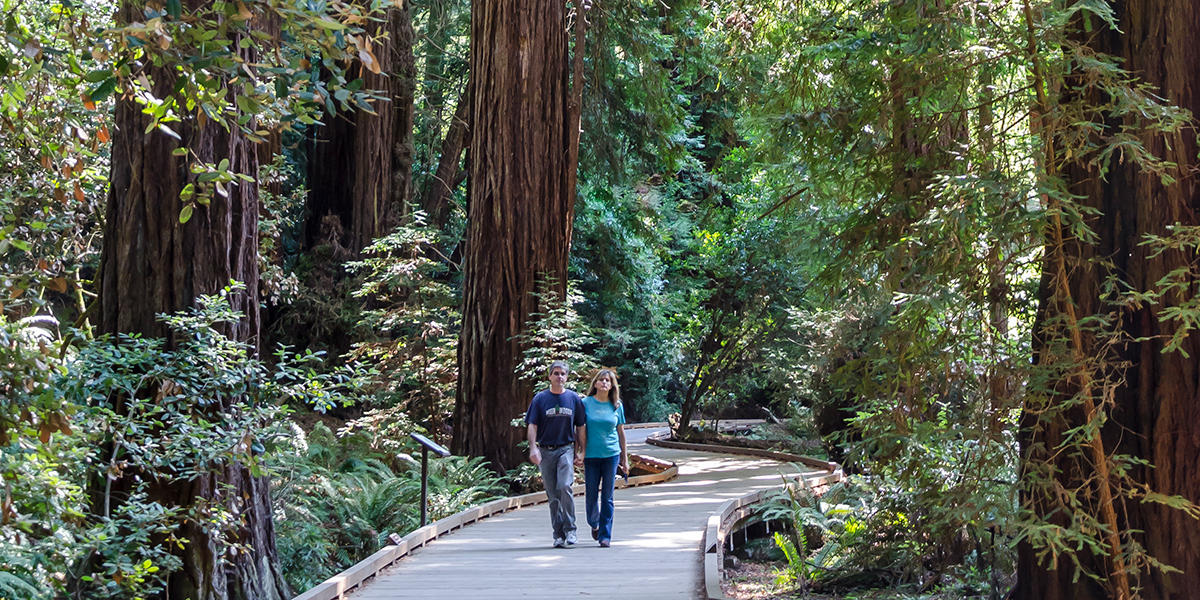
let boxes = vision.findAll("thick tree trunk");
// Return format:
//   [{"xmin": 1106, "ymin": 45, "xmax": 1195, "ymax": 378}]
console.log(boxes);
[
  {"xmin": 306, "ymin": 5, "xmax": 414, "ymax": 252},
  {"xmin": 100, "ymin": 20, "xmax": 260, "ymax": 349},
  {"xmin": 452, "ymin": 0, "xmax": 573, "ymax": 470},
  {"xmin": 1018, "ymin": 3, "xmax": 1200, "ymax": 598},
  {"xmin": 95, "ymin": 3, "xmax": 286, "ymax": 599}
]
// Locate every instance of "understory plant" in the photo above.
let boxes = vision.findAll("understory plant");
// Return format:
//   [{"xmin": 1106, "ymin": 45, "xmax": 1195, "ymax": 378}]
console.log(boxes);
[
  {"xmin": 271, "ymin": 421, "xmax": 507, "ymax": 592},
  {"xmin": 1, "ymin": 290, "xmax": 365, "ymax": 599},
  {"xmin": 759, "ymin": 474, "xmax": 1003, "ymax": 597}
]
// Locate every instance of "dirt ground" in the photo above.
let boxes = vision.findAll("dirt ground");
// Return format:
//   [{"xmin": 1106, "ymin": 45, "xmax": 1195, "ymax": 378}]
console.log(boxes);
[{"xmin": 721, "ymin": 559, "xmax": 993, "ymax": 600}]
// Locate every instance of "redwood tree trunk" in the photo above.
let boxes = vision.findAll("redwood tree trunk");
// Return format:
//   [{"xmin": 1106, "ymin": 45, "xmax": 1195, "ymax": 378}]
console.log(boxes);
[
  {"xmin": 96, "ymin": 2, "xmax": 286, "ymax": 598},
  {"xmin": 391, "ymin": 6, "xmax": 416, "ymax": 219},
  {"xmin": 420, "ymin": 89, "xmax": 469, "ymax": 227},
  {"xmin": 452, "ymin": 0, "xmax": 574, "ymax": 469},
  {"xmin": 1018, "ymin": 3, "xmax": 1200, "ymax": 598},
  {"xmin": 306, "ymin": 5, "xmax": 415, "ymax": 253}
]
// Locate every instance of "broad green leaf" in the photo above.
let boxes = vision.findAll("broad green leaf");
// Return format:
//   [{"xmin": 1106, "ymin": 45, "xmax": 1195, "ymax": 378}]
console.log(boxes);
[
  {"xmin": 314, "ymin": 18, "xmax": 346, "ymax": 30},
  {"xmin": 83, "ymin": 69, "xmax": 110, "ymax": 83},
  {"xmin": 88, "ymin": 77, "xmax": 117, "ymax": 102},
  {"xmin": 179, "ymin": 204, "xmax": 193, "ymax": 224}
]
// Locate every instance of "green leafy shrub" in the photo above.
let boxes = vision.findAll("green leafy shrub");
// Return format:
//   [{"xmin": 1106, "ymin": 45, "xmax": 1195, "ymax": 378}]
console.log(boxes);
[
  {"xmin": 346, "ymin": 213, "xmax": 460, "ymax": 436},
  {"xmin": 271, "ymin": 422, "xmax": 507, "ymax": 592}
]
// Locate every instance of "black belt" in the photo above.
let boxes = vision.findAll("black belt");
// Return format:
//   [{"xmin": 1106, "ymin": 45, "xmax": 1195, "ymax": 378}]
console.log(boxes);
[{"xmin": 538, "ymin": 443, "xmax": 570, "ymax": 450}]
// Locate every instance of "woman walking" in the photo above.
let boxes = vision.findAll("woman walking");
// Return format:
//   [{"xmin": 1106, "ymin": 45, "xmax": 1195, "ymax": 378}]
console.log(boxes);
[{"xmin": 582, "ymin": 368, "xmax": 628, "ymax": 547}]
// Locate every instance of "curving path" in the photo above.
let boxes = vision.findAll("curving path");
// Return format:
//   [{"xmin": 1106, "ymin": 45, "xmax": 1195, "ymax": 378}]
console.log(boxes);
[{"xmin": 346, "ymin": 428, "xmax": 825, "ymax": 599}]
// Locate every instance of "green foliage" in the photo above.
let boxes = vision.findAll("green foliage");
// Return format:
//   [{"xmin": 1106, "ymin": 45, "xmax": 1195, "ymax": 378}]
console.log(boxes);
[
  {"xmin": 0, "ymin": 0, "xmax": 110, "ymax": 321},
  {"xmin": 258, "ymin": 155, "xmax": 307, "ymax": 306},
  {"xmin": 668, "ymin": 191, "xmax": 813, "ymax": 432},
  {"xmin": 345, "ymin": 212, "xmax": 459, "ymax": 436},
  {"xmin": 679, "ymin": 0, "xmax": 1041, "ymax": 593},
  {"xmin": 0, "ymin": 0, "xmax": 389, "ymax": 299},
  {"xmin": 271, "ymin": 422, "xmax": 505, "ymax": 591},
  {"xmin": 571, "ymin": 182, "xmax": 681, "ymax": 421},
  {"xmin": 0, "ymin": 287, "xmax": 370, "ymax": 598},
  {"xmin": 5, "ymin": 0, "xmax": 1199, "ymax": 596},
  {"xmin": 514, "ymin": 279, "xmax": 598, "ymax": 392},
  {"xmin": 760, "ymin": 477, "xmax": 996, "ymax": 594}
]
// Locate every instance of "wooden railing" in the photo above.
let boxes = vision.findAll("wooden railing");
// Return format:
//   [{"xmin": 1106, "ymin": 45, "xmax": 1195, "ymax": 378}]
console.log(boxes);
[
  {"xmin": 642, "ymin": 427, "xmax": 845, "ymax": 600},
  {"xmin": 293, "ymin": 452, "xmax": 678, "ymax": 600}
]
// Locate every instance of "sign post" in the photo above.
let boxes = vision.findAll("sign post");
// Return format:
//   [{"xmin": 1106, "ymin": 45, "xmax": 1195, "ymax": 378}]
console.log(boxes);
[{"xmin": 409, "ymin": 432, "xmax": 451, "ymax": 527}]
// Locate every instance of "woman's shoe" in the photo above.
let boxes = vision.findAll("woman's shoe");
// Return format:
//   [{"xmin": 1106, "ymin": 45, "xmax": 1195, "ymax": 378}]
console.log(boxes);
[{"xmin": 591, "ymin": 527, "xmax": 599, "ymax": 540}]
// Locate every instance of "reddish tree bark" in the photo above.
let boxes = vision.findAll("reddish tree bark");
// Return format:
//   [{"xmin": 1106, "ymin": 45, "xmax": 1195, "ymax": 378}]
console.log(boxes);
[
  {"xmin": 95, "ymin": 3, "xmax": 286, "ymax": 598},
  {"xmin": 306, "ymin": 5, "xmax": 415, "ymax": 253},
  {"xmin": 1018, "ymin": 3, "xmax": 1200, "ymax": 598},
  {"xmin": 420, "ymin": 90, "xmax": 469, "ymax": 226},
  {"xmin": 452, "ymin": 0, "xmax": 575, "ymax": 469}
]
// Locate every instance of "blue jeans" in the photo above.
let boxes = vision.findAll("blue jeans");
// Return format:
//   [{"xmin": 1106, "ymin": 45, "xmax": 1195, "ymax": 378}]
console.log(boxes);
[{"xmin": 584, "ymin": 455, "xmax": 618, "ymax": 542}]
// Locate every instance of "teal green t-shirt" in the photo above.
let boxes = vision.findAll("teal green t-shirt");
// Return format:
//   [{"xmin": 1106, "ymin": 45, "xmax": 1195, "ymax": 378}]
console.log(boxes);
[{"xmin": 583, "ymin": 396, "xmax": 626, "ymax": 459}]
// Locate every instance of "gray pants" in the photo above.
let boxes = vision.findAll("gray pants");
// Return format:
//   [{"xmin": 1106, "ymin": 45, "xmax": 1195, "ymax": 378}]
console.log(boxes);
[{"xmin": 538, "ymin": 445, "xmax": 576, "ymax": 539}]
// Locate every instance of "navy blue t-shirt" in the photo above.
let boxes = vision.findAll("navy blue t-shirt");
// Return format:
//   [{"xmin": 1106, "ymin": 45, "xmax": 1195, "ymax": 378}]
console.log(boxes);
[{"xmin": 525, "ymin": 389, "xmax": 586, "ymax": 447}]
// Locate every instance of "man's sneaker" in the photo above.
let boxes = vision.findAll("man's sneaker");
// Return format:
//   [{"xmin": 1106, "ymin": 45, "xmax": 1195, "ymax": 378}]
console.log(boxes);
[
  {"xmin": 553, "ymin": 537, "xmax": 565, "ymax": 548},
  {"xmin": 599, "ymin": 539, "xmax": 611, "ymax": 548},
  {"xmin": 591, "ymin": 527, "xmax": 599, "ymax": 540},
  {"xmin": 565, "ymin": 531, "xmax": 577, "ymax": 547}
]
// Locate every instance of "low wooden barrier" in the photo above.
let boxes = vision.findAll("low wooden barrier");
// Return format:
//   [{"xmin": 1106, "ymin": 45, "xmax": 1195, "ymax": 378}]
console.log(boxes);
[
  {"xmin": 702, "ymin": 470, "xmax": 843, "ymax": 600},
  {"xmin": 645, "ymin": 428, "xmax": 839, "ymax": 472},
  {"xmin": 643, "ymin": 428, "xmax": 845, "ymax": 600},
  {"xmin": 293, "ymin": 452, "xmax": 678, "ymax": 600}
]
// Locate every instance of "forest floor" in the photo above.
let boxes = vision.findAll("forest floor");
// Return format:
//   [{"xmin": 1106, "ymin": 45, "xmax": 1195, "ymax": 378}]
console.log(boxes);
[
  {"xmin": 722, "ymin": 560, "xmax": 987, "ymax": 599},
  {"xmin": 722, "ymin": 558, "xmax": 998, "ymax": 600},
  {"xmin": 680, "ymin": 421, "xmax": 827, "ymax": 458}
]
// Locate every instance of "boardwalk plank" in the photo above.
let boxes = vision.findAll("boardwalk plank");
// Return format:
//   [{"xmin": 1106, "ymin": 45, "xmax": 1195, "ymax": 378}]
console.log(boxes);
[{"xmin": 347, "ymin": 429, "xmax": 821, "ymax": 600}]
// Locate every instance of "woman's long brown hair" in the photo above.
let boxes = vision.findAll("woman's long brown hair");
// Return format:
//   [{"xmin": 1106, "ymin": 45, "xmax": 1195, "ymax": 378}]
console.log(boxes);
[{"xmin": 586, "ymin": 368, "xmax": 621, "ymax": 411}]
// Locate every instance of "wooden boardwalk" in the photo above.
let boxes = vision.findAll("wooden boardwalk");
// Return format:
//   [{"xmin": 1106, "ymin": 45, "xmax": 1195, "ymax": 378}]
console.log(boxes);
[{"xmin": 348, "ymin": 428, "xmax": 824, "ymax": 599}]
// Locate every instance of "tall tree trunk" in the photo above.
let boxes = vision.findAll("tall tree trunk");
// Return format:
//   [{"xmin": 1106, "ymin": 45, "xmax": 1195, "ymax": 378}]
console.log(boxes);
[
  {"xmin": 421, "ymin": 0, "xmax": 453, "ymax": 124},
  {"xmin": 420, "ymin": 89, "xmax": 469, "ymax": 227},
  {"xmin": 391, "ymin": 5, "xmax": 417, "ymax": 218},
  {"xmin": 452, "ymin": 0, "xmax": 574, "ymax": 470},
  {"xmin": 97, "ymin": 2, "xmax": 286, "ymax": 598},
  {"xmin": 306, "ymin": 5, "xmax": 415, "ymax": 253},
  {"xmin": 1018, "ymin": 2, "xmax": 1200, "ymax": 598}
]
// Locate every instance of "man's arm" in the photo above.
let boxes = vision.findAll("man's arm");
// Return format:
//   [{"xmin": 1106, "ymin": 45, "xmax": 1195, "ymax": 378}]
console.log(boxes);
[{"xmin": 528, "ymin": 424, "xmax": 541, "ymax": 466}]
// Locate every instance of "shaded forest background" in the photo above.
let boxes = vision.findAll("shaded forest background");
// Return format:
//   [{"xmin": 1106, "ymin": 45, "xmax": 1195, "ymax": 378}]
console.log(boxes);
[{"xmin": 1, "ymin": 0, "xmax": 1198, "ymax": 599}]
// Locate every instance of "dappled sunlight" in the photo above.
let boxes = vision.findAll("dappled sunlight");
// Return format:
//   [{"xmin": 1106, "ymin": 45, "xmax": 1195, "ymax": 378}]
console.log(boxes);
[
  {"xmin": 677, "ymin": 457, "xmax": 773, "ymax": 473},
  {"xmin": 349, "ymin": 439, "xmax": 829, "ymax": 598},
  {"xmin": 622, "ymin": 529, "xmax": 703, "ymax": 549},
  {"xmin": 640, "ymin": 495, "xmax": 730, "ymax": 508}
]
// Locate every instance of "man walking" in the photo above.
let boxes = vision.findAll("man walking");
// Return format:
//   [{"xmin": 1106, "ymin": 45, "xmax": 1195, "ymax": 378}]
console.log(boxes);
[{"xmin": 526, "ymin": 360, "xmax": 587, "ymax": 548}]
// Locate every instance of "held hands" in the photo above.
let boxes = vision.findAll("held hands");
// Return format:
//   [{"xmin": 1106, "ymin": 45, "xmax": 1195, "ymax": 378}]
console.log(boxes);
[{"xmin": 574, "ymin": 449, "xmax": 584, "ymax": 466}]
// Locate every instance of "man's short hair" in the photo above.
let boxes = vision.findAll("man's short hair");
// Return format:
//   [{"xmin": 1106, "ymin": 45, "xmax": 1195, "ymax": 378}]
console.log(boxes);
[{"xmin": 548, "ymin": 360, "xmax": 570, "ymax": 376}]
